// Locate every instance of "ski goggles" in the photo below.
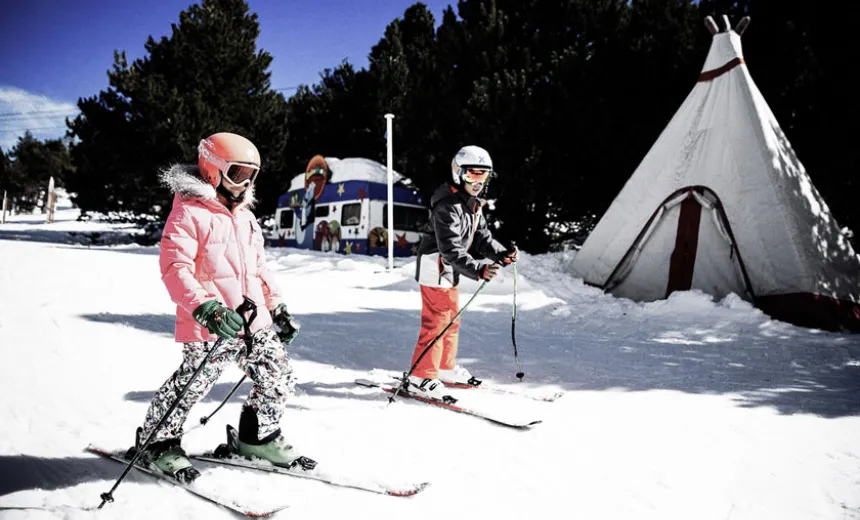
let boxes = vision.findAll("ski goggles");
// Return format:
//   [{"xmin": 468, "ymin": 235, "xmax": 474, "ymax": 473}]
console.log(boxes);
[
  {"xmin": 198, "ymin": 142, "xmax": 260, "ymax": 188},
  {"xmin": 222, "ymin": 163, "xmax": 259, "ymax": 188},
  {"xmin": 461, "ymin": 168, "xmax": 492, "ymax": 185}
]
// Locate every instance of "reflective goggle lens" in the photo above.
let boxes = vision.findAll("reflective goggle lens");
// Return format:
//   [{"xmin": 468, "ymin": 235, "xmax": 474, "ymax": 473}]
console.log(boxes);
[
  {"xmin": 462, "ymin": 168, "xmax": 491, "ymax": 184},
  {"xmin": 225, "ymin": 164, "xmax": 259, "ymax": 185}
]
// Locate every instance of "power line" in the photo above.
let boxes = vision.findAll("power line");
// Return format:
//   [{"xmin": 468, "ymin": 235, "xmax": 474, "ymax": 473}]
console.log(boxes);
[
  {"xmin": 0, "ymin": 125, "xmax": 69, "ymax": 132},
  {"xmin": 1, "ymin": 88, "xmax": 298, "ymax": 126},
  {"xmin": 0, "ymin": 108, "xmax": 78, "ymax": 118},
  {"xmin": 1, "ymin": 86, "xmax": 298, "ymax": 119},
  {"xmin": 0, "ymin": 114, "xmax": 78, "ymax": 123}
]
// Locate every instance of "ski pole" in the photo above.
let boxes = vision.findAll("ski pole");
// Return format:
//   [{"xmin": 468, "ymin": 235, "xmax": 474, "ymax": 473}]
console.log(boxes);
[
  {"xmin": 181, "ymin": 298, "xmax": 261, "ymax": 435},
  {"xmin": 511, "ymin": 260, "xmax": 524, "ymax": 381},
  {"xmin": 98, "ymin": 296, "xmax": 258, "ymax": 509},
  {"xmin": 504, "ymin": 241, "xmax": 524, "ymax": 381},
  {"xmin": 185, "ymin": 302, "xmax": 285, "ymax": 434},
  {"xmin": 184, "ymin": 375, "xmax": 246, "ymax": 434},
  {"xmin": 389, "ymin": 277, "xmax": 491, "ymax": 404}
]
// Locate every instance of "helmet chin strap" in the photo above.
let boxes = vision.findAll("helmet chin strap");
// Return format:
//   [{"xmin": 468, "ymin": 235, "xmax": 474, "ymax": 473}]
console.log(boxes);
[{"xmin": 217, "ymin": 183, "xmax": 246, "ymax": 203}]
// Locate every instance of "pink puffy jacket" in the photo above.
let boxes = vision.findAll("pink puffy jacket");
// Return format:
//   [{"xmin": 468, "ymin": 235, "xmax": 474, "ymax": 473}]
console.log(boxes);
[{"xmin": 159, "ymin": 165, "xmax": 281, "ymax": 342}]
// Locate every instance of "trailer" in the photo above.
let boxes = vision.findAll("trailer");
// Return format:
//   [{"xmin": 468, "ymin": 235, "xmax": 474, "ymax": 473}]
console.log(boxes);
[{"xmin": 269, "ymin": 155, "xmax": 428, "ymax": 256}]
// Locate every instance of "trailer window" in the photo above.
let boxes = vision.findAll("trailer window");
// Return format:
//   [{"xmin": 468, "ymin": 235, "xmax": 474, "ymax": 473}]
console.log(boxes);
[
  {"xmin": 383, "ymin": 205, "xmax": 429, "ymax": 232},
  {"xmin": 315, "ymin": 205, "xmax": 330, "ymax": 218},
  {"xmin": 279, "ymin": 209, "xmax": 294, "ymax": 229},
  {"xmin": 342, "ymin": 203, "xmax": 361, "ymax": 226}
]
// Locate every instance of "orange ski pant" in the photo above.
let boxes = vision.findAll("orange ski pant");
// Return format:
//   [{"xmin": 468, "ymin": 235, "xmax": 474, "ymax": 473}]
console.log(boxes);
[{"xmin": 410, "ymin": 285, "xmax": 460, "ymax": 380}]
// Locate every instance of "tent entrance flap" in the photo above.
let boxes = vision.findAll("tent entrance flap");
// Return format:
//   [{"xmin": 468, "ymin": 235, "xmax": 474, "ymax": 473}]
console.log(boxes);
[
  {"xmin": 666, "ymin": 194, "xmax": 703, "ymax": 296},
  {"xmin": 603, "ymin": 186, "xmax": 755, "ymax": 302}
]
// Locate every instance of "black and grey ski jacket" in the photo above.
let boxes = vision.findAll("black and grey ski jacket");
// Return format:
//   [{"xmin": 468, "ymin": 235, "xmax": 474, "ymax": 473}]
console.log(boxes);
[{"xmin": 414, "ymin": 182, "xmax": 508, "ymax": 287}]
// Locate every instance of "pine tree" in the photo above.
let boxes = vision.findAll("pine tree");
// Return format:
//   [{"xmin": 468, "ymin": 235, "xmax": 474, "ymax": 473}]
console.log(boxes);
[
  {"xmin": 280, "ymin": 61, "xmax": 380, "ymax": 181},
  {"xmin": 67, "ymin": 0, "xmax": 288, "ymax": 218},
  {"xmin": 2, "ymin": 132, "xmax": 73, "ymax": 213}
]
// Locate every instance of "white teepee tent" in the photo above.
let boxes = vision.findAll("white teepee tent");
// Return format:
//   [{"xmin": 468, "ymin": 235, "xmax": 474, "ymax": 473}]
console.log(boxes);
[{"xmin": 571, "ymin": 15, "xmax": 860, "ymax": 332}]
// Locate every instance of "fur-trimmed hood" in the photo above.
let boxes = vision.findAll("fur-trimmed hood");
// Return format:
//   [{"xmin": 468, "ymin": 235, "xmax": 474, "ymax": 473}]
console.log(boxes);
[{"xmin": 160, "ymin": 164, "xmax": 256, "ymax": 210}]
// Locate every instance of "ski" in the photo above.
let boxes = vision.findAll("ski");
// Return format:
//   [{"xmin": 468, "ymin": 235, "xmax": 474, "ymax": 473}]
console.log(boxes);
[
  {"xmin": 0, "ymin": 505, "xmax": 101, "ymax": 514},
  {"xmin": 190, "ymin": 453, "xmax": 429, "ymax": 497},
  {"xmin": 440, "ymin": 380, "xmax": 564, "ymax": 402},
  {"xmin": 355, "ymin": 379, "xmax": 542, "ymax": 429},
  {"xmin": 377, "ymin": 371, "xmax": 564, "ymax": 402},
  {"xmin": 189, "ymin": 424, "xmax": 429, "ymax": 497},
  {"xmin": 86, "ymin": 445, "xmax": 288, "ymax": 518}
]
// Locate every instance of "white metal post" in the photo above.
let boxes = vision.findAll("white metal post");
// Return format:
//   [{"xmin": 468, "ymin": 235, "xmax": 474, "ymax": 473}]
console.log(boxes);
[
  {"xmin": 1, "ymin": 190, "xmax": 7, "ymax": 224},
  {"xmin": 47, "ymin": 176, "xmax": 56, "ymax": 223},
  {"xmin": 385, "ymin": 113, "xmax": 395, "ymax": 271}
]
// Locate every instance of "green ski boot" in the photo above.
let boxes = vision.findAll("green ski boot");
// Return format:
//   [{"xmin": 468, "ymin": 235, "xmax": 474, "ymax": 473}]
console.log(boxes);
[
  {"xmin": 131, "ymin": 427, "xmax": 201, "ymax": 483},
  {"xmin": 224, "ymin": 424, "xmax": 317, "ymax": 471}
]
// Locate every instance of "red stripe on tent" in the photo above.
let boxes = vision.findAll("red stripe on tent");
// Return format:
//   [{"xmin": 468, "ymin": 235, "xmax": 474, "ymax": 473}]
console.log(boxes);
[
  {"xmin": 698, "ymin": 58, "xmax": 744, "ymax": 82},
  {"xmin": 665, "ymin": 195, "xmax": 702, "ymax": 297},
  {"xmin": 756, "ymin": 293, "xmax": 860, "ymax": 333}
]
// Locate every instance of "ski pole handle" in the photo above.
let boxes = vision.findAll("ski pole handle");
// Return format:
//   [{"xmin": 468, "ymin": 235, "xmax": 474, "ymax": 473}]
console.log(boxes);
[
  {"xmin": 236, "ymin": 296, "xmax": 258, "ymax": 330},
  {"xmin": 235, "ymin": 296, "xmax": 258, "ymax": 355},
  {"xmin": 501, "ymin": 240, "xmax": 518, "ymax": 267}
]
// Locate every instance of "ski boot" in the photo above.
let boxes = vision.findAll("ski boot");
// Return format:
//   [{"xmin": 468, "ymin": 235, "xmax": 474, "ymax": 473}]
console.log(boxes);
[
  {"xmin": 406, "ymin": 374, "xmax": 457, "ymax": 404},
  {"xmin": 439, "ymin": 365, "xmax": 482, "ymax": 386},
  {"xmin": 127, "ymin": 427, "xmax": 200, "ymax": 483},
  {"xmin": 214, "ymin": 407, "xmax": 317, "ymax": 471}
]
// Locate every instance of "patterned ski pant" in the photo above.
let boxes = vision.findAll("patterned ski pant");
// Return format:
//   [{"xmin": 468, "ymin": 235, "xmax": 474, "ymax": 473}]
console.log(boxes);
[{"xmin": 141, "ymin": 327, "xmax": 293, "ymax": 443}]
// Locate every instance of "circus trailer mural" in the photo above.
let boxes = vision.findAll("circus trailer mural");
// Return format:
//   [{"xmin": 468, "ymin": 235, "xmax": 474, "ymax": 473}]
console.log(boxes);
[{"xmin": 269, "ymin": 155, "xmax": 428, "ymax": 257}]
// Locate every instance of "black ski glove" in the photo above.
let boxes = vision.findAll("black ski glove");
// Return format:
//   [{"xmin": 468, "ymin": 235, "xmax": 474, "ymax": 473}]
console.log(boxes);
[{"xmin": 501, "ymin": 246, "xmax": 519, "ymax": 265}]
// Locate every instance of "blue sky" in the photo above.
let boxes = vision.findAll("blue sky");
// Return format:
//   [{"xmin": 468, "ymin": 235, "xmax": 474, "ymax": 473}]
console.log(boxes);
[{"xmin": 0, "ymin": 0, "xmax": 454, "ymax": 150}]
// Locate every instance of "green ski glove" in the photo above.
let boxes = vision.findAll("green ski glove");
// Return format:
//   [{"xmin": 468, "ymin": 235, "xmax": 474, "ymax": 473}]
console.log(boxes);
[
  {"xmin": 271, "ymin": 303, "xmax": 301, "ymax": 345},
  {"xmin": 192, "ymin": 301, "xmax": 244, "ymax": 339}
]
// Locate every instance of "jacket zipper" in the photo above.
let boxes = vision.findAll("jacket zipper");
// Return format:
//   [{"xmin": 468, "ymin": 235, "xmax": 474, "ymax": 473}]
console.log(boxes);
[
  {"xmin": 465, "ymin": 205, "xmax": 480, "ymax": 251},
  {"xmin": 232, "ymin": 213, "xmax": 249, "ymax": 297}
]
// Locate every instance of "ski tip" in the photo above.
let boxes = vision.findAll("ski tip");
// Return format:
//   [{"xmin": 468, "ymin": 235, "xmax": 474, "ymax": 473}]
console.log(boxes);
[
  {"xmin": 508, "ymin": 419, "xmax": 543, "ymax": 429},
  {"xmin": 85, "ymin": 445, "xmax": 113, "ymax": 457},
  {"xmin": 387, "ymin": 481, "xmax": 431, "ymax": 497},
  {"xmin": 245, "ymin": 504, "xmax": 290, "ymax": 518},
  {"xmin": 354, "ymin": 378, "xmax": 382, "ymax": 388}
]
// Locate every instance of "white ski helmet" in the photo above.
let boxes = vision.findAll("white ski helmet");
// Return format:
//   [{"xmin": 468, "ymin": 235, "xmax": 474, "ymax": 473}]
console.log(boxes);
[{"xmin": 451, "ymin": 145, "xmax": 493, "ymax": 185}]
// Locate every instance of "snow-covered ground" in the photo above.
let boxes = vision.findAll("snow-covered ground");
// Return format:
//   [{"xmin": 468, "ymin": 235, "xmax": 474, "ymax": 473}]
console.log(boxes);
[{"xmin": 1, "ymin": 199, "xmax": 859, "ymax": 520}]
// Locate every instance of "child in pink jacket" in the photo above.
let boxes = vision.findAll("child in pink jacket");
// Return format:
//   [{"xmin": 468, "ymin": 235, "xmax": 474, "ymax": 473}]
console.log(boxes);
[{"xmin": 134, "ymin": 132, "xmax": 313, "ymax": 482}]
